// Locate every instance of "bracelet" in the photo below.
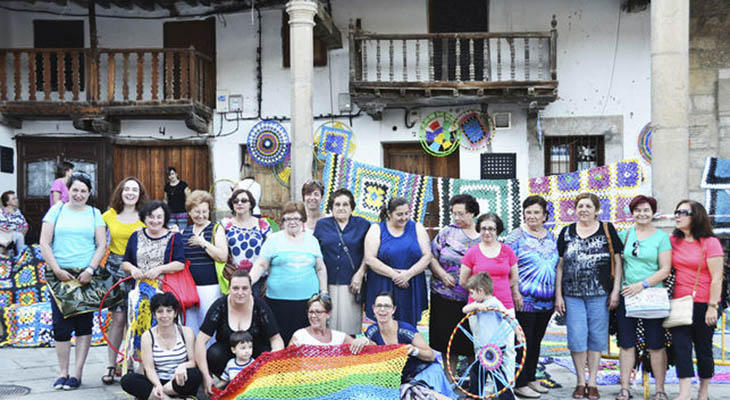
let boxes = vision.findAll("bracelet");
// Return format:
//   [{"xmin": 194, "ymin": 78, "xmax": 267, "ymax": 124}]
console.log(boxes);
[
  {"xmin": 641, "ymin": 279, "xmax": 650, "ymax": 289},
  {"xmin": 708, "ymin": 302, "xmax": 719, "ymax": 310},
  {"xmin": 408, "ymin": 347, "xmax": 420, "ymax": 357},
  {"xmin": 84, "ymin": 267, "xmax": 95, "ymax": 275}
]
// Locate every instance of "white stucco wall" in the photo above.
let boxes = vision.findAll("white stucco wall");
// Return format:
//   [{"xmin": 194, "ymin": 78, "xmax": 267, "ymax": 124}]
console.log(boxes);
[{"xmin": 0, "ymin": 124, "xmax": 16, "ymax": 191}]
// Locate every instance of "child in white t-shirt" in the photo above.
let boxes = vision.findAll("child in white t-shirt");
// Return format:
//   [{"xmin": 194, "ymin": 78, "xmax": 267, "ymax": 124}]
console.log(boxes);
[
  {"xmin": 462, "ymin": 272, "xmax": 515, "ymax": 400},
  {"xmin": 216, "ymin": 331, "xmax": 254, "ymax": 389}
]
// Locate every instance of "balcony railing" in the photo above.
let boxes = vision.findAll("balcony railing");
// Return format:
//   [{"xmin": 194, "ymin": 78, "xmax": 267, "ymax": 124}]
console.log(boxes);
[
  {"xmin": 0, "ymin": 47, "xmax": 214, "ymax": 115},
  {"xmin": 348, "ymin": 18, "xmax": 558, "ymax": 114}
]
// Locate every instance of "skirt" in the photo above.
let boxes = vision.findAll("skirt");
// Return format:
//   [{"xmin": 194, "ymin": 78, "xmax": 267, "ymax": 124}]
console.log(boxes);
[
  {"xmin": 429, "ymin": 291, "xmax": 472, "ymax": 356},
  {"xmin": 328, "ymin": 284, "xmax": 363, "ymax": 336}
]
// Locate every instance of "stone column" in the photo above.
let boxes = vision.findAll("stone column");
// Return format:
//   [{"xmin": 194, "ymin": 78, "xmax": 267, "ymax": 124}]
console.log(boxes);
[
  {"xmin": 286, "ymin": 0, "xmax": 318, "ymax": 201},
  {"xmin": 651, "ymin": 0, "xmax": 690, "ymax": 215}
]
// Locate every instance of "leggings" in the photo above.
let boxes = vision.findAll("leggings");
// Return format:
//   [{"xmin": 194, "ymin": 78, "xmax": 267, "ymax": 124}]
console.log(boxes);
[
  {"xmin": 515, "ymin": 309, "xmax": 553, "ymax": 387},
  {"xmin": 120, "ymin": 368, "xmax": 202, "ymax": 399}
]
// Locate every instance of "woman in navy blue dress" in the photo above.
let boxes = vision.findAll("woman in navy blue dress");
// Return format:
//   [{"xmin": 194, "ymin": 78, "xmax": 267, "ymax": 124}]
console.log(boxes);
[{"xmin": 363, "ymin": 197, "xmax": 431, "ymax": 326}]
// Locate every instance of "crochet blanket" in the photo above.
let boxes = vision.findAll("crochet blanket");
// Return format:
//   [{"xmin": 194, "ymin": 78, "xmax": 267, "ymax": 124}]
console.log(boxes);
[
  {"xmin": 322, "ymin": 153, "xmax": 434, "ymax": 223},
  {"xmin": 701, "ymin": 157, "xmax": 730, "ymax": 234},
  {"xmin": 527, "ymin": 160, "xmax": 644, "ymax": 232},
  {"xmin": 213, "ymin": 344, "xmax": 409, "ymax": 400},
  {"xmin": 436, "ymin": 177, "xmax": 521, "ymax": 232}
]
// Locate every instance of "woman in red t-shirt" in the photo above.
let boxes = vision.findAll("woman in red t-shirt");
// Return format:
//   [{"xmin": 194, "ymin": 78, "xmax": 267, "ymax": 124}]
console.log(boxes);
[{"xmin": 670, "ymin": 200, "xmax": 724, "ymax": 400}]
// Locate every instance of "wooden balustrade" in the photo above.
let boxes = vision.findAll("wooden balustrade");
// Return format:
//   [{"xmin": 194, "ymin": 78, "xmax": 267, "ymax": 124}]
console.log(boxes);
[
  {"xmin": 349, "ymin": 24, "xmax": 558, "ymax": 85},
  {"xmin": 0, "ymin": 47, "xmax": 214, "ymax": 109}
]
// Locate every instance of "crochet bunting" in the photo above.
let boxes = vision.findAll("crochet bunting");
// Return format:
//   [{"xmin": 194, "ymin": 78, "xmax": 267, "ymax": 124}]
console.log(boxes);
[
  {"xmin": 322, "ymin": 153, "xmax": 434, "ymax": 223},
  {"xmin": 527, "ymin": 160, "xmax": 644, "ymax": 232},
  {"xmin": 437, "ymin": 177, "xmax": 521, "ymax": 233},
  {"xmin": 213, "ymin": 344, "xmax": 409, "ymax": 400}
]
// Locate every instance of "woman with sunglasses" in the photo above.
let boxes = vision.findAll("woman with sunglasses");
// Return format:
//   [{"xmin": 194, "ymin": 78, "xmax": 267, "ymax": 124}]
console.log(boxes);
[
  {"xmin": 615, "ymin": 195, "xmax": 671, "ymax": 400},
  {"xmin": 289, "ymin": 293, "xmax": 369, "ymax": 353},
  {"xmin": 670, "ymin": 200, "xmax": 724, "ymax": 400},
  {"xmin": 302, "ymin": 181, "xmax": 325, "ymax": 232},
  {"xmin": 221, "ymin": 189, "xmax": 271, "ymax": 297},
  {"xmin": 364, "ymin": 291, "xmax": 455, "ymax": 400},
  {"xmin": 250, "ymin": 201, "xmax": 328, "ymax": 344}
]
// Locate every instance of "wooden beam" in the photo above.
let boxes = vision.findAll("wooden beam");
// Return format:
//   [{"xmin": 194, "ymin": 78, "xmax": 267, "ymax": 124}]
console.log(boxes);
[
  {"xmin": 185, "ymin": 112, "xmax": 208, "ymax": 133},
  {"xmin": 0, "ymin": 113, "xmax": 22, "ymax": 129},
  {"xmin": 155, "ymin": 0, "xmax": 178, "ymax": 16},
  {"xmin": 314, "ymin": 0, "xmax": 342, "ymax": 49},
  {"xmin": 109, "ymin": 0, "xmax": 133, "ymax": 9},
  {"xmin": 72, "ymin": 116, "xmax": 120, "ymax": 134},
  {"xmin": 131, "ymin": 0, "xmax": 155, "ymax": 11}
]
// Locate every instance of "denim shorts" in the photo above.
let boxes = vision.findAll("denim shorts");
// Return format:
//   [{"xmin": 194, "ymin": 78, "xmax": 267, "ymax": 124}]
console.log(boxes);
[
  {"xmin": 616, "ymin": 296, "xmax": 665, "ymax": 350},
  {"xmin": 564, "ymin": 295, "xmax": 609, "ymax": 352}
]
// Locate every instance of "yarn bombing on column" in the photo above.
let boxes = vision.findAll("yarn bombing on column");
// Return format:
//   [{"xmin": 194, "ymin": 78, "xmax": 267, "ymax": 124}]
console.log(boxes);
[
  {"xmin": 527, "ymin": 160, "xmax": 644, "ymax": 232},
  {"xmin": 321, "ymin": 153, "xmax": 434, "ymax": 223},
  {"xmin": 212, "ymin": 344, "xmax": 409, "ymax": 400}
]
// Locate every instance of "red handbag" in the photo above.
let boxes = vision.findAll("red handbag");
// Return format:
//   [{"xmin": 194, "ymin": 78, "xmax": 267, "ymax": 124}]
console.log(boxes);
[{"xmin": 162, "ymin": 234, "xmax": 200, "ymax": 310}]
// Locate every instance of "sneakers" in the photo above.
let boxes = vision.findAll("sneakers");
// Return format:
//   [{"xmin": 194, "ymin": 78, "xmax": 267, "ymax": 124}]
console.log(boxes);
[
  {"xmin": 514, "ymin": 386, "xmax": 542, "ymax": 398},
  {"xmin": 63, "ymin": 377, "xmax": 81, "ymax": 390},
  {"xmin": 53, "ymin": 376, "xmax": 68, "ymax": 390},
  {"xmin": 528, "ymin": 381, "xmax": 549, "ymax": 394}
]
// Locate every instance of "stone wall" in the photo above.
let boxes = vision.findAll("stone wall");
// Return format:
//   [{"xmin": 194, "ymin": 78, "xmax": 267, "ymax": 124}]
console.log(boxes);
[{"xmin": 688, "ymin": 0, "xmax": 730, "ymax": 202}]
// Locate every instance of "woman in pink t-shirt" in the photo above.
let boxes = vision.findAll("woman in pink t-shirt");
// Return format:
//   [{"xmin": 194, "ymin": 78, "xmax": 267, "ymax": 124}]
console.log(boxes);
[
  {"xmin": 670, "ymin": 200, "xmax": 724, "ymax": 400},
  {"xmin": 459, "ymin": 213, "xmax": 521, "ymax": 311},
  {"xmin": 50, "ymin": 161, "xmax": 74, "ymax": 206}
]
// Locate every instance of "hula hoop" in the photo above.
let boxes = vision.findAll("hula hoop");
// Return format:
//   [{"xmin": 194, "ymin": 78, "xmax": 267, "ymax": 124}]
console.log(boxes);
[
  {"xmin": 446, "ymin": 308, "xmax": 527, "ymax": 399},
  {"xmin": 98, "ymin": 276, "xmax": 188, "ymax": 360}
]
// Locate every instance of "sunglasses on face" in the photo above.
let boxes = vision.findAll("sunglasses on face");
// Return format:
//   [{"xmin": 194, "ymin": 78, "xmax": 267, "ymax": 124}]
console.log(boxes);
[
  {"xmin": 232, "ymin": 198, "xmax": 249, "ymax": 204},
  {"xmin": 674, "ymin": 209, "xmax": 692, "ymax": 217},
  {"xmin": 309, "ymin": 292, "xmax": 331, "ymax": 302}
]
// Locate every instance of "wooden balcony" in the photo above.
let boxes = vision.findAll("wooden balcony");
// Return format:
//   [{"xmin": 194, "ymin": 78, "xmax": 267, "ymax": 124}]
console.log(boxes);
[
  {"xmin": 349, "ymin": 18, "xmax": 559, "ymax": 118},
  {"xmin": 0, "ymin": 47, "xmax": 214, "ymax": 133}
]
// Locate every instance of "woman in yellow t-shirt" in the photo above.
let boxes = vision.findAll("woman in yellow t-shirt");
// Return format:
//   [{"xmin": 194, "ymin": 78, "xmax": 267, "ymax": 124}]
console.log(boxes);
[{"xmin": 101, "ymin": 177, "xmax": 148, "ymax": 385}]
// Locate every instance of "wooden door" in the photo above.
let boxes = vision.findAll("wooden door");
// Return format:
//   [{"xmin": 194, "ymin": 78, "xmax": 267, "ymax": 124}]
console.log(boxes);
[
  {"xmin": 113, "ymin": 143, "xmax": 211, "ymax": 203},
  {"xmin": 383, "ymin": 143, "xmax": 459, "ymax": 231},
  {"xmin": 163, "ymin": 18, "xmax": 216, "ymax": 105},
  {"xmin": 17, "ymin": 136, "xmax": 113, "ymax": 243}
]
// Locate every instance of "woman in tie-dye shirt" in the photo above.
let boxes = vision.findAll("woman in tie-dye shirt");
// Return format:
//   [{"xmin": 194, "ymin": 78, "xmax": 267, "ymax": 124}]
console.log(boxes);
[{"xmin": 503, "ymin": 195, "xmax": 559, "ymax": 398}]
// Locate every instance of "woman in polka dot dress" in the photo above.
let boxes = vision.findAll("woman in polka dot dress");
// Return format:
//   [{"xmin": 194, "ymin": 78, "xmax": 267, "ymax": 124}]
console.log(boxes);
[{"xmin": 222, "ymin": 189, "xmax": 271, "ymax": 297}]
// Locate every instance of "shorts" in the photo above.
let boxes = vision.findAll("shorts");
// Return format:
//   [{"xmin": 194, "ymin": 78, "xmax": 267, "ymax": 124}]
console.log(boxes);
[
  {"xmin": 51, "ymin": 297, "xmax": 93, "ymax": 342},
  {"xmin": 616, "ymin": 296, "xmax": 665, "ymax": 350},
  {"xmin": 564, "ymin": 295, "xmax": 609, "ymax": 352}
]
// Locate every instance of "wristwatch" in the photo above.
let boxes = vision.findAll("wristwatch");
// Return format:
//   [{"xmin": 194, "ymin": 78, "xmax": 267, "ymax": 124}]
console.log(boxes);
[
  {"xmin": 84, "ymin": 266, "xmax": 95, "ymax": 275},
  {"xmin": 708, "ymin": 302, "xmax": 719, "ymax": 310},
  {"xmin": 641, "ymin": 279, "xmax": 650, "ymax": 289}
]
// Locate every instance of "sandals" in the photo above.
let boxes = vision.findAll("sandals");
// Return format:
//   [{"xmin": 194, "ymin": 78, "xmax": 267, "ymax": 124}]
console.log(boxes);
[
  {"xmin": 573, "ymin": 385, "xmax": 587, "ymax": 399},
  {"xmin": 615, "ymin": 388, "xmax": 631, "ymax": 400},
  {"xmin": 653, "ymin": 392, "xmax": 667, "ymax": 400},
  {"xmin": 587, "ymin": 386, "xmax": 600, "ymax": 400},
  {"xmin": 101, "ymin": 366, "xmax": 116, "ymax": 385}
]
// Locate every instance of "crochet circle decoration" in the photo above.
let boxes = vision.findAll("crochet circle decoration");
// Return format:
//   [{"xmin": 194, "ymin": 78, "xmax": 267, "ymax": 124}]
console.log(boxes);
[
  {"xmin": 637, "ymin": 122, "xmax": 652, "ymax": 163},
  {"xmin": 456, "ymin": 110, "xmax": 494, "ymax": 151},
  {"xmin": 247, "ymin": 120, "xmax": 290, "ymax": 167},
  {"xmin": 314, "ymin": 120, "xmax": 356, "ymax": 160},
  {"xmin": 419, "ymin": 111, "xmax": 459, "ymax": 157}
]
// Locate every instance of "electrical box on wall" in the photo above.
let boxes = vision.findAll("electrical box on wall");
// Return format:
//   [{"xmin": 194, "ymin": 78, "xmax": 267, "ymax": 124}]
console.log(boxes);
[
  {"xmin": 229, "ymin": 95, "xmax": 243, "ymax": 112},
  {"xmin": 216, "ymin": 91, "xmax": 229, "ymax": 113}
]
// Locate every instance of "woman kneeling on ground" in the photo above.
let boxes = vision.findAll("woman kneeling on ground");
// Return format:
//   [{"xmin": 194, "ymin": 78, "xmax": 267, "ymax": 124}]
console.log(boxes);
[{"xmin": 120, "ymin": 292, "xmax": 202, "ymax": 400}]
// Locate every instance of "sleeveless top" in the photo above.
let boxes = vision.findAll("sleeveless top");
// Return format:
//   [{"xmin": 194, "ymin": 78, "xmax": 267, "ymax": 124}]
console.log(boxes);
[
  {"xmin": 151, "ymin": 326, "xmax": 188, "ymax": 380},
  {"xmin": 182, "ymin": 223, "xmax": 218, "ymax": 285}
]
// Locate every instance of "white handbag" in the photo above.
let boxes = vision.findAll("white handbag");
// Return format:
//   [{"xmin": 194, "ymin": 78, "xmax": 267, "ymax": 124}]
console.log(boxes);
[
  {"xmin": 662, "ymin": 240, "xmax": 705, "ymax": 329},
  {"xmin": 624, "ymin": 287, "xmax": 670, "ymax": 319}
]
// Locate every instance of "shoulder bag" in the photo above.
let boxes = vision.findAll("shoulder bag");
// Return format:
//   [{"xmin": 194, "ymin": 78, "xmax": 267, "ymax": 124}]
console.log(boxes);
[
  {"xmin": 602, "ymin": 222, "xmax": 616, "ymax": 280},
  {"xmin": 622, "ymin": 228, "xmax": 670, "ymax": 319},
  {"xmin": 334, "ymin": 219, "xmax": 365, "ymax": 304},
  {"xmin": 162, "ymin": 233, "xmax": 200, "ymax": 310},
  {"xmin": 662, "ymin": 239, "xmax": 704, "ymax": 328}
]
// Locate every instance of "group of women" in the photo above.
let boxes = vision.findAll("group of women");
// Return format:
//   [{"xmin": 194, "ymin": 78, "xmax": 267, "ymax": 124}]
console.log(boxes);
[{"xmin": 38, "ymin": 167, "xmax": 725, "ymax": 400}]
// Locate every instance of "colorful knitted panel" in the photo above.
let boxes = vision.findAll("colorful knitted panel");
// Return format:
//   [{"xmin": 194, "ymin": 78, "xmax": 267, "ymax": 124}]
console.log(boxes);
[
  {"xmin": 437, "ymin": 177, "xmax": 521, "ymax": 233},
  {"xmin": 0, "ymin": 302, "xmax": 111, "ymax": 347},
  {"xmin": 213, "ymin": 344, "xmax": 408, "ymax": 400},
  {"xmin": 527, "ymin": 160, "xmax": 644, "ymax": 232},
  {"xmin": 0, "ymin": 245, "xmax": 50, "ymax": 313},
  {"xmin": 322, "ymin": 153, "xmax": 434, "ymax": 223},
  {"xmin": 701, "ymin": 157, "xmax": 730, "ymax": 234}
]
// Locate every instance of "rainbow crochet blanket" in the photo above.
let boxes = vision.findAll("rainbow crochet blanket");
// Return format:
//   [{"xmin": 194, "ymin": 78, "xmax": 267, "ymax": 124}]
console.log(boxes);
[
  {"xmin": 528, "ymin": 160, "xmax": 644, "ymax": 232},
  {"xmin": 322, "ymin": 153, "xmax": 434, "ymax": 223},
  {"xmin": 213, "ymin": 344, "xmax": 408, "ymax": 400}
]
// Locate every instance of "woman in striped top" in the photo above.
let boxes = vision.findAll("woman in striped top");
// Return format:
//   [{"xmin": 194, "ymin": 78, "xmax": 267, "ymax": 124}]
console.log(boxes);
[
  {"xmin": 121, "ymin": 292, "xmax": 202, "ymax": 400},
  {"xmin": 182, "ymin": 190, "xmax": 228, "ymax": 334}
]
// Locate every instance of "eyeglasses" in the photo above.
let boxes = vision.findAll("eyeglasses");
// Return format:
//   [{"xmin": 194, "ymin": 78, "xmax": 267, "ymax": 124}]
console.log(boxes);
[
  {"xmin": 480, "ymin": 227, "xmax": 497, "ymax": 233},
  {"xmin": 190, "ymin": 209, "xmax": 209, "ymax": 216},
  {"xmin": 232, "ymin": 198, "xmax": 249, "ymax": 204},
  {"xmin": 451, "ymin": 211, "xmax": 470, "ymax": 218},
  {"xmin": 674, "ymin": 209, "xmax": 692, "ymax": 217},
  {"xmin": 373, "ymin": 303, "xmax": 394, "ymax": 310},
  {"xmin": 308, "ymin": 310, "xmax": 328, "ymax": 316},
  {"xmin": 632, "ymin": 241, "xmax": 640, "ymax": 257},
  {"xmin": 283, "ymin": 217, "xmax": 302, "ymax": 223}
]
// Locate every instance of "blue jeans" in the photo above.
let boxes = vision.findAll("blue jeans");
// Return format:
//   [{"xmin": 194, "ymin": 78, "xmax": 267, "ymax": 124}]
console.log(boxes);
[{"xmin": 564, "ymin": 295, "xmax": 609, "ymax": 352}]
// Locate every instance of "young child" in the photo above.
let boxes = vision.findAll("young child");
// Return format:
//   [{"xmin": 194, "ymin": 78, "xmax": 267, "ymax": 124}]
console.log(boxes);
[
  {"xmin": 462, "ymin": 272, "xmax": 515, "ymax": 400},
  {"xmin": 217, "ymin": 331, "xmax": 254, "ymax": 389}
]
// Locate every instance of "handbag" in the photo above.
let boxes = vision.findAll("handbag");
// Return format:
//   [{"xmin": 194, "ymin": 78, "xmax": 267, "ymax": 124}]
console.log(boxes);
[
  {"xmin": 162, "ymin": 234, "xmax": 200, "ymax": 310},
  {"xmin": 662, "ymin": 239, "xmax": 705, "ymax": 329},
  {"xmin": 334, "ymin": 219, "xmax": 366, "ymax": 304},
  {"xmin": 212, "ymin": 223, "xmax": 234, "ymax": 295},
  {"xmin": 44, "ymin": 204, "xmax": 125, "ymax": 318},
  {"xmin": 622, "ymin": 229, "xmax": 670, "ymax": 319}
]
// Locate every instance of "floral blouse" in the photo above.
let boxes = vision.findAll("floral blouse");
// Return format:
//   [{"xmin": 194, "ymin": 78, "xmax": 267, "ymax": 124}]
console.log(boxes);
[{"xmin": 430, "ymin": 224, "xmax": 480, "ymax": 301}]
